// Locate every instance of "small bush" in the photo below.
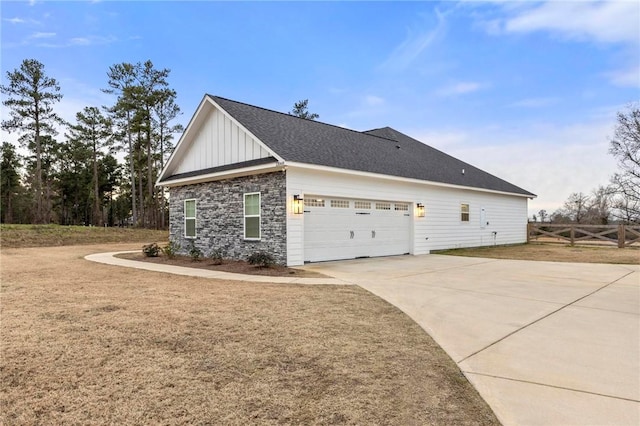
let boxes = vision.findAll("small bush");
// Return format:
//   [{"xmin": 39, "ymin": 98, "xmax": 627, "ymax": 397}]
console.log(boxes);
[
  {"xmin": 162, "ymin": 241, "xmax": 180, "ymax": 259},
  {"xmin": 208, "ymin": 248, "xmax": 224, "ymax": 265},
  {"xmin": 247, "ymin": 251, "xmax": 275, "ymax": 268},
  {"xmin": 142, "ymin": 243, "xmax": 160, "ymax": 257},
  {"xmin": 188, "ymin": 241, "xmax": 203, "ymax": 262}
]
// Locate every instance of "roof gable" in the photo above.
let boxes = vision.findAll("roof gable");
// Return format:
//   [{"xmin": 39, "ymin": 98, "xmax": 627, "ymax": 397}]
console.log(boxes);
[{"xmin": 158, "ymin": 96, "xmax": 280, "ymax": 183}]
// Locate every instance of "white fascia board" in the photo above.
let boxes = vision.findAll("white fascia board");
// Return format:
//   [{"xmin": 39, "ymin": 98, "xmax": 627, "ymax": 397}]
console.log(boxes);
[
  {"xmin": 159, "ymin": 162, "xmax": 283, "ymax": 188},
  {"xmin": 286, "ymin": 161, "xmax": 536, "ymax": 199},
  {"xmin": 206, "ymin": 96, "xmax": 285, "ymax": 163}
]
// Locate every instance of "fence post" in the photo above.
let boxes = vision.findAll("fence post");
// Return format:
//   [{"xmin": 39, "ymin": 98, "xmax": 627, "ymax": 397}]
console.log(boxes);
[
  {"xmin": 570, "ymin": 225, "xmax": 575, "ymax": 246},
  {"xmin": 618, "ymin": 224, "xmax": 626, "ymax": 248},
  {"xmin": 527, "ymin": 223, "xmax": 531, "ymax": 243}
]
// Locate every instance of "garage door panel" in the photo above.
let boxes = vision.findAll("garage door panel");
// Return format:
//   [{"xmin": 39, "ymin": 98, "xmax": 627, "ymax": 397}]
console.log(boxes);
[{"xmin": 304, "ymin": 196, "xmax": 412, "ymax": 262}]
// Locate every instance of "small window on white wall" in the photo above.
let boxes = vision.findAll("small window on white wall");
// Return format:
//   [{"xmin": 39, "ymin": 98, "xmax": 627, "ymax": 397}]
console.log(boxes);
[
  {"xmin": 461, "ymin": 203, "xmax": 470, "ymax": 222},
  {"xmin": 185, "ymin": 199, "xmax": 196, "ymax": 238},
  {"xmin": 244, "ymin": 192, "xmax": 261, "ymax": 239}
]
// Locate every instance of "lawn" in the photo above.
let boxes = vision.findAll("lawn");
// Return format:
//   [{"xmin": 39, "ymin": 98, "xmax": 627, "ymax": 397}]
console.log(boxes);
[
  {"xmin": 0, "ymin": 224, "xmax": 168, "ymax": 248},
  {"xmin": 0, "ymin": 243, "xmax": 499, "ymax": 425},
  {"xmin": 433, "ymin": 243, "xmax": 640, "ymax": 264}
]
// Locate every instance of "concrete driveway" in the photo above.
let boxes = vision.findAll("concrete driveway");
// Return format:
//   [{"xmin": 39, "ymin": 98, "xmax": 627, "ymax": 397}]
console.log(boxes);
[{"xmin": 303, "ymin": 255, "xmax": 640, "ymax": 426}]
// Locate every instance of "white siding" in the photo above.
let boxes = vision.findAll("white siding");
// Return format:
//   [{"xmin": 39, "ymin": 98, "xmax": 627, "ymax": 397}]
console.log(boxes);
[
  {"xmin": 286, "ymin": 167, "xmax": 529, "ymax": 266},
  {"xmin": 172, "ymin": 108, "xmax": 270, "ymax": 175}
]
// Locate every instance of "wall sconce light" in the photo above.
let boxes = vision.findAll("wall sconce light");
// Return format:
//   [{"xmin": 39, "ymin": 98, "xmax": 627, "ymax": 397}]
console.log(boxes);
[
  {"xmin": 293, "ymin": 194, "xmax": 304, "ymax": 214},
  {"xmin": 416, "ymin": 203, "xmax": 425, "ymax": 217}
]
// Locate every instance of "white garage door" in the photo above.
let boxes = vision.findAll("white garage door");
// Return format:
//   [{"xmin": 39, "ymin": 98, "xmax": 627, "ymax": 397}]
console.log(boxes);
[{"xmin": 303, "ymin": 196, "xmax": 412, "ymax": 262}]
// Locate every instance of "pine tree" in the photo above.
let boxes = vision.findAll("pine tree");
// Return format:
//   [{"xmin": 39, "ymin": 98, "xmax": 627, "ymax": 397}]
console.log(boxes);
[
  {"xmin": 1, "ymin": 59, "xmax": 64, "ymax": 223},
  {"xmin": 0, "ymin": 142, "xmax": 23, "ymax": 223},
  {"xmin": 289, "ymin": 99, "xmax": 319, "ymax": 120},
  {"xmin": 67, "ymin": 107, "xmax": 113, "ymax": 226}
]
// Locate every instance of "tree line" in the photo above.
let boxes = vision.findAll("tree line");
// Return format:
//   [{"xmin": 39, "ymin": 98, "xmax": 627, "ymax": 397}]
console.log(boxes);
[
  {"xmin": 533, "ymin": 105, "xmax": 639, "ymax": 225},
  {"xmin": 1, "ymin": 58, "xmax": 182, "ymax": 228}
]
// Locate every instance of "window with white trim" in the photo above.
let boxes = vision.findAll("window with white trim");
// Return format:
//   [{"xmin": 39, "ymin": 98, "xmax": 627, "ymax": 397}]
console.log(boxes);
[
  {"xmin": 395, "ymin": 203, "xmax": 409, "ymax": 211},
  {"xmin": 376, "ymin": 202, "xmax": 391, "ymax": 210},
  {"xmin": 184, "ymin": 199, "xmax": 196, "ymax": 238},
  {"xmin": 244, "ymin": 192, "xmax": 261, "ymax": 239},
  {"xmin": 461, "ymin": 203, "xmax": 470, "ymax": 222}
]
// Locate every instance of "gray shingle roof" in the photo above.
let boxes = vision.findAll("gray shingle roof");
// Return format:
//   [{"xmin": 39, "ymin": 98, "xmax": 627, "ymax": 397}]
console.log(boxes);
[{"xmin": 205, "ymin": 95, "xmax": 535, "ymax": 197}]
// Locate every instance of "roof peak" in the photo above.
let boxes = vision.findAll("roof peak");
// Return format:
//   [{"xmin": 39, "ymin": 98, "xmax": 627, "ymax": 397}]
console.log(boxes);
[{"xmin": 207, "ymin": 94, "xmax": 400, "ymax": 142}]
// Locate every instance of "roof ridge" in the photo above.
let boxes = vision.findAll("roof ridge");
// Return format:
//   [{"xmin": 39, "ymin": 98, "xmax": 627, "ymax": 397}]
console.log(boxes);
[{"xmin": 207, "ymin": 94, "xmax": 400, "ymax": 143}]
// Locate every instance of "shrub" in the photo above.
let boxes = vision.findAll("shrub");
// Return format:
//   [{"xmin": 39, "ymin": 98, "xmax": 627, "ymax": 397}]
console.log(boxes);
[
  {"xmin": 188, "ymin": 241, "xmax": 203, "ymax": 262},
  {"xmin": 208, "ymin": 248, "xmax": 224, "ymax": 265},
  {"xmin": 162, "ymin": 241, "xmax": 180, "ymax": 259},
  {"xmin": 142, "ymin": 242, "xmax": 160, "ymax": 257},
  {"xmin": 247, "ymin": 251, "xmax": 275, "ymax": 268}
]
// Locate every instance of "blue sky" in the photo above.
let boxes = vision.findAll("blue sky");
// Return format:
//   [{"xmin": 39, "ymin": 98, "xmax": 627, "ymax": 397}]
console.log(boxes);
[{"xmin": 2, "ymin": 0, "xmax": 639, "ymax": 216}]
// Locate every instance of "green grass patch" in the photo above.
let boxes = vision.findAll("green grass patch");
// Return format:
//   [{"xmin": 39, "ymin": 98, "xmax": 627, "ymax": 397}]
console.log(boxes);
[{"xmin": 0, "ymin": 224, "xmax": 168, "ymax": 248}]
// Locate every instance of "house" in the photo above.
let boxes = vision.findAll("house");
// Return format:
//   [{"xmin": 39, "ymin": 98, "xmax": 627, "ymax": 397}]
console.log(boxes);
[{"xmin": 157, "ymin": 95, "xmax": 536, "ymax": 266}]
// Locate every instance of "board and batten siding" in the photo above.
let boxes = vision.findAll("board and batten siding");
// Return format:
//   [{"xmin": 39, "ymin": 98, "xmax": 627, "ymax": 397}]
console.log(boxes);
[
  {"xmin": 285, "ymin": 167, "xmax": 528, "ymax": 266},
  {"xmin": 172, "ymin": 107, "xmax": 271, "ymax": 175}
]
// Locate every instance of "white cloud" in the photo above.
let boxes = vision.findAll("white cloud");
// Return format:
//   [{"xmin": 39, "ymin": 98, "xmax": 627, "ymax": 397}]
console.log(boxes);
[
  {"xmin": 408, "ymin": 117, "xmax": 619, "ymax": 217},
  {"xmin": 364, "ymin": 95, "xmax": 384, "ymax": 106},
  {"xmin": 30, "ymin": 32, "xmax": 56, "ymax": 39},
  {"xmin": 509, "ymin": 97, "xmax": 560, "ymax": 108},
  {"xmin": 411, "ymin": 129, "xmax": 468, "ymax": 150},
  {"xmin": 605, "ymin": 65, "xmax": 640, "ymax": 88},
  {"xmin": 436, "ymin": 81, "xmax": 486, "ymax": 97},
  {"xmin": 379, "ymin": 9, "xmax": 447, "ymax": 72},
  {"xmin": 34, "ymin": 35, "xmax": 117, "ymax": 48},
  {"xmin": 70, "ymin": 37, "xmax": 91, "ymax": 46},
  {"xmin": 4, "ymin": 17, "xmax": 26, "ymax": 24},
  {"xmin": 503, "ymin": 1, "xmax": 639, "ymax": 45}
]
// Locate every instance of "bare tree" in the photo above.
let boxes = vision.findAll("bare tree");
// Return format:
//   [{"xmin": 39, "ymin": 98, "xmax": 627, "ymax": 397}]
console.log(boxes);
[
  {"xmin": 584, "ymin": 186, "xmax": 613, "ymax": 225},
  {"xmin": 562, "ymin": 192, "xmax": 591, "ymax": 224},
  {"xmin": 537, "ymin": 209, "xmax": 548, "ymax": 223},
  {"xmin": 609, "ymin": 104, "xmax": 640, "ymax": 223}
]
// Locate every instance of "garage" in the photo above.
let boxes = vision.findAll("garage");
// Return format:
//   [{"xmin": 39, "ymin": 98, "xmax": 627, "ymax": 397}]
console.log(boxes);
[{"xmin": 303, "ymin": 196, "xmax": 412, "ymax": 262}]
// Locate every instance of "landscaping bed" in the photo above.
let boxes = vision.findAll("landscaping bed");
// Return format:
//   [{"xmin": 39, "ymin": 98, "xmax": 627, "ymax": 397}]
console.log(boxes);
[{"xmin": 117, "ymin": 251, "xmax": 328, "ymax": 278}]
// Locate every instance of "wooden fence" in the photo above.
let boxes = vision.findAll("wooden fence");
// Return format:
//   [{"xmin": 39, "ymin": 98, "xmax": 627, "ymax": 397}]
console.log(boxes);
[{"xmin": 527, "ymin": 223, "xmax": 640, "ymax": 248}]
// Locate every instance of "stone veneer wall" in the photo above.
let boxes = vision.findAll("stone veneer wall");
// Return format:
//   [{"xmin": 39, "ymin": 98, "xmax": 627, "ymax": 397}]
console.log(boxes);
[{"xmin": 168, "ymin": 171, "xmax": 287, "ymax": 265}]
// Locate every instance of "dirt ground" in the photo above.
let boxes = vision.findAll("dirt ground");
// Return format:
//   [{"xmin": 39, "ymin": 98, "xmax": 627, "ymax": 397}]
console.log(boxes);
[
  {"xmin": 0, "ymin": 244, "xmax": 499, "ymax": 425},
  {"xmin": 434, "ymin": 243, "xmax": 640, "ymax": 264}
]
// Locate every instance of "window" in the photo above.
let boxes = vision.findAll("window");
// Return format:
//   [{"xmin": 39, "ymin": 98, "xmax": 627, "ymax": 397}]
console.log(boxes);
[
  {"xmin": 376, "ymin": 202, "xmax": 391, "ymax": 210},
  {"xmin": 395, "ymin": 203, "xmax": 409, "ymax": 211},
  {"xmin": 184, "ymin": 199, "xmax": 196, "ymax": 238},
  {"xmin": 354, "ymin": 201, "xmax": 371, "ymax": 209},
  {"xmin": 306, "ymin": 198, "xmax": 325, "ymax": 207},
  {"xmin": 331, "ymin": 200, "xmax": 349, "ymax": 208},
  {"xmin": 461, "ymin": 203, "xmax": 470, "ymax": 222},
  {"xmin": 244, "ymin": 192, "xmax": 261, "ymax": 239}
]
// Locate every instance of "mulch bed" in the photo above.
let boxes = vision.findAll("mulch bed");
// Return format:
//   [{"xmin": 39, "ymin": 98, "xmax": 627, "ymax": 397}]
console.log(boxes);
[{"xmin": 117, "ymin": 251, "xmax": 328, "ymax": 278}]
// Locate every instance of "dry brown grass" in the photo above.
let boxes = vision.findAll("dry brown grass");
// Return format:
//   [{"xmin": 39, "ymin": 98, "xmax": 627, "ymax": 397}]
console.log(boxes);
[
  {"xmin": 1, "ymin": 244, "xmax": 498, "ymax": 425},
  {"xmin": 0, "ymin": 224, "xmax": 167, "ymax": 248},
  {"xmin": 434, "ymin": 243, "xmax": 640, "ymax": 264}
]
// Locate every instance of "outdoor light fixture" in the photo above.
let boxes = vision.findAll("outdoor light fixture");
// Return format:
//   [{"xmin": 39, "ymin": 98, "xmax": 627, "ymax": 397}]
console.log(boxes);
[
  {"xmin": 293, "ymin": 194, "xmax": 304, "ymax": 214},
  {"xmin": 416, "ymin": 203, "xmax": 425, "ymax": 217}
]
